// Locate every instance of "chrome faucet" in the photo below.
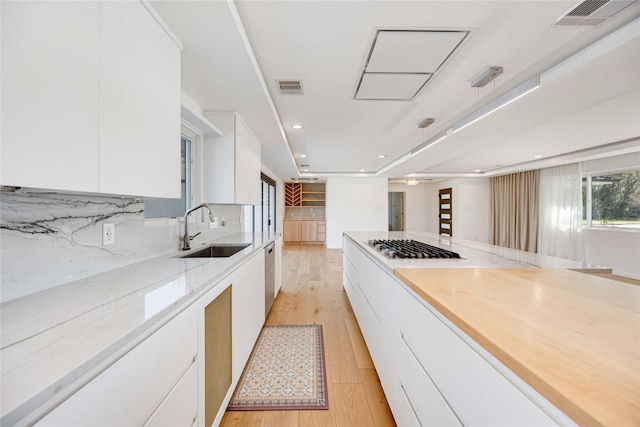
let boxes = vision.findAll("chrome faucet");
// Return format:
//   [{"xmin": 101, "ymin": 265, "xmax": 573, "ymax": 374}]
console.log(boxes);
[{"xmin": 182, "ymin": 203, "xmax": 215, "ymax": 250}]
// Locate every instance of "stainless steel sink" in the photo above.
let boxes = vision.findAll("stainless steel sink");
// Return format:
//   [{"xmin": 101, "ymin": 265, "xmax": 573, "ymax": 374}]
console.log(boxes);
[{"xmin": 179, "ymin": 243, "xmax": 250, "ymax": 258}]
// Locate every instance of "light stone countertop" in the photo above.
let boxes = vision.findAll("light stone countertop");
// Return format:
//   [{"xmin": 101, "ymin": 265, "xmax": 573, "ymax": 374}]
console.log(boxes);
[
  {"xmin": 0, "ymin": 232, "xmax": 280, "ymax": 426},
  {"xmin": 343, "ymin": 231, "xmax": 611, "ymax": 273}
]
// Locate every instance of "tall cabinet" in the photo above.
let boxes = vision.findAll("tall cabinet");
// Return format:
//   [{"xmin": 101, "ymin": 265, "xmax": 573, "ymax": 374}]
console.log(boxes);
[
  {"xmin": 1, "ymin": 1, "xmax": 182, "ymax": 198},
  {"xmin": 284, "ymin": 183, "xmax": 326, "ymax": 244}
]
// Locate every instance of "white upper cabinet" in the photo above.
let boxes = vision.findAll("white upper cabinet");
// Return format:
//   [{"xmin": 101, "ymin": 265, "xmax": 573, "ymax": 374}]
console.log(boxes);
[
  {"xmin": 98, "ymin": 1, "xmax": 181, "ymax": 198},
  {"xmin": 1, "ymin": 1, "xmax": 100, "ymax": 192},
  {"xmin": 1, "ymin": 1, "xmax": 181, "ymax": 198},
  {"xmin": 204, "ymin": 113, "xmax": 261, "ymax": 205}
]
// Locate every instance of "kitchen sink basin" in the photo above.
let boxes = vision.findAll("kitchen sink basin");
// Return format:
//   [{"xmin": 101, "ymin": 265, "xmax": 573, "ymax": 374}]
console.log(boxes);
[{"xmin": 179, "ymin": 243, "xmax": 250, "ymax": 258}]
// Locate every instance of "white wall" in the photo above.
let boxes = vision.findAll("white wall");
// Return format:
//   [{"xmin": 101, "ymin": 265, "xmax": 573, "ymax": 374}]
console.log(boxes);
[
  {"xmin": 583, "ymin": 152, "xmax": 640, "ymax": 174},
  {"xmin": 581, "ymin": 153, "xmax": 640, "ymax": 279},
  {"xmin": 326, "ymin": 177, "xmax": 388, "ymax": 249},
  {"xmin": 422, "ymin": 178, "xmax": 491, "ymax": 243},
  {"xmin": 388, "ymin": 183, "xmax": 431, "ymax": 231},
  {"xmin": 584, "ymin": 228, "xmax": 640, "ymax": 279}
]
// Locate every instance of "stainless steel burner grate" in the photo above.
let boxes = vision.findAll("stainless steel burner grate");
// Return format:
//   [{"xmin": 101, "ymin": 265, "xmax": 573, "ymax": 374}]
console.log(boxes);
[{"xmin": 367, "ymin": 239, "xmax": 461, "ymax": 259}]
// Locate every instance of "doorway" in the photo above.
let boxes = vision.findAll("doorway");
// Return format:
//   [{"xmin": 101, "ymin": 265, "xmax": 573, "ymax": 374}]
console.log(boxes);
[{"xmin": 388, "ymin": 192, "xmax": 405, "ymax": 231}]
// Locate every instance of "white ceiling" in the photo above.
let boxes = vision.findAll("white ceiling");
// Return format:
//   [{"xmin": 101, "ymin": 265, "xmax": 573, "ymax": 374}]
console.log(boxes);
[{"xmin": 151, "ymin": 1, "xmax": 640, "ymax": 182}]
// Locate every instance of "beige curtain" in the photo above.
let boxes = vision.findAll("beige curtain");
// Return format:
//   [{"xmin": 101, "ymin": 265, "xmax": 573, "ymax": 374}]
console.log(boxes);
[{"xmin": 491, "ymin": 170, "xmax": 539, "ymax": 252}]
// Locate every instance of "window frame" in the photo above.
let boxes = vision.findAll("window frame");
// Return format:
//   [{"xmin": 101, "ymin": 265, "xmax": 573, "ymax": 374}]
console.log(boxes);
[
  {"xmin": 582, "ymin": 167, "xmax": 640, "ymax": 231},
  {"xmin": 143, "ymin": 123, "xmax": 201, "ymax": 222},
  {"xmin": 253, "ymin": 173, "xmax": 277, "ymax": 233}
]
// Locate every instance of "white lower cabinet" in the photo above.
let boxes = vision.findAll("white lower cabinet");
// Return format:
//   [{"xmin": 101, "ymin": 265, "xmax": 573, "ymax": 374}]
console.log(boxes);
[
  {"xmin": 342, "ymin": 236, "xmax": 563, "ymax": 427},
  {"xmin": 38, "ymin": 305, "xmax": 197, "ymax": 426},
  {"xmin": 274, "ymin": 236, "xmax": 283, "ymax": 296},
  {"xmin": 342, "ymin": 237, "xmax": 398, "ymax": 415},
  {"xmin": 398, "ymin": 286, "xmax": 557, "ymax": 426},
  {"xmin": 144, "ymin": 362, "xmax": 198, "ymax": 427},
  {"xmin": 231, "ymin": 252, "xmax": 266, "ymax": 383},
  {"xmin": 398, "ymin": 335, "xmax": 460, "ymax": 426}
]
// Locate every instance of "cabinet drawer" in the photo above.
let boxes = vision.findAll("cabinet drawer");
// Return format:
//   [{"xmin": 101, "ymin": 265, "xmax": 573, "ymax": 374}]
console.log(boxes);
[
  {"xmin": 399, "ymin": 336, "xmax": 460, "ymax": 426},
  {"xmin": 38, "ymin": 305, "xmax": 198, "ymax": 426},
  {"xmin": 399, "ymin": 289, "xmax": 556, "ymax": 426},
  {"xmin": 398, "ymin": 384, "xmax": 421, "ymax": 427},
  {"xmin": 144, "ymin": 361, "xmax": 197, "ymax": 427}
]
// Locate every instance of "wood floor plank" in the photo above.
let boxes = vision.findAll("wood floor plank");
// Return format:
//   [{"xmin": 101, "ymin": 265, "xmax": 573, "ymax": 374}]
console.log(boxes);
[
  {"xmin": 285, "ymin": 287, "xmax": 309, "ymax": 324},
  {"xmin": 260, "ymin": 410, "xmax": 299, "ymax": 427},
  {"xmin": 265, "ymin": 308, "xmax": 288, "ymax": 326},
  {"xmin": 220, "ymin": 411, "xmax": 263, "ymax": 427},
  {"xmin": 360, "ymin": 368, "xmax": 396, "ymax": 427},
  {"xmin": 333, "ymin": 383, "xmax": 376, "ymax": 427},
  {"xmin": 324, "ymin": 292, "xmax": 362, "ymax": 384},
  {"xmin": 344, "ymin": 313, "xmax": 375, "ymax": 369}
]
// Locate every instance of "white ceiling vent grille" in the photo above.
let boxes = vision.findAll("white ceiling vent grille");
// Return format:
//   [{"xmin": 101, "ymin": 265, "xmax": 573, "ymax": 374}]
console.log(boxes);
[
  {"xmin": 553, "ymin": 0, "xmax": 637, "ymax": 27},
  {"xmin": 277, "ymin": 80, "xmax": 303, "ymax": 95}
]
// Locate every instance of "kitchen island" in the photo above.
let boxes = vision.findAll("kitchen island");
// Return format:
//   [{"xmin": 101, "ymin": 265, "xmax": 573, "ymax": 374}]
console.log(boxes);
[
  {"xmin": 343, "ymin": 231, "xmax": 639, "ymax": 426},
  {"xmin": 0, "ymin": 232, "xmax": 280, "ymax": 426}
]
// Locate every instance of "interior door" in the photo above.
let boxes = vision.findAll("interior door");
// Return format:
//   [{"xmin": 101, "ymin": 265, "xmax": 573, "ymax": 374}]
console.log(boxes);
[{"xmin": 389, "ymin": 192, "xmax": 405, "ymax": 231}]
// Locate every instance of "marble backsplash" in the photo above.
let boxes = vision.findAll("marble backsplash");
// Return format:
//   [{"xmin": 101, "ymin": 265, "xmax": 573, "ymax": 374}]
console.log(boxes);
[
  {"xmin": 285, "ymin": 207, "xmax": 325, "ymax": 219},
  {"xmin": 0, "ymin": 191, "xmax": 242, "ymax": 303}
]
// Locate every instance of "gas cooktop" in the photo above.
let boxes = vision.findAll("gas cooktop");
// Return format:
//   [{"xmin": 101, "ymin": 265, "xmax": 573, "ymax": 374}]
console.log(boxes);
[{"xmin": 367, "ymin": 239, "xmax": 461, "ymax": 259}]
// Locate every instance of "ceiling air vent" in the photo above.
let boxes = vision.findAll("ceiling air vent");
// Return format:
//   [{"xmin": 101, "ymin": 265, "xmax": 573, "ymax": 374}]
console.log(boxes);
[
  {"xmin": 277, "ymin": 80, "xmax": 303, "ymax": 95},
  {"xmin": 553, "ymin": 0, "xmax": 637, "ymax": 27}
]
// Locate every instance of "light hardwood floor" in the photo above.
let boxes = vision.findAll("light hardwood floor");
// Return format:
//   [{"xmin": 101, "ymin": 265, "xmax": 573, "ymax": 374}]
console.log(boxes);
[{"xmin": 220, "ymin": 244, "xmax": 396, "ymax": 427}]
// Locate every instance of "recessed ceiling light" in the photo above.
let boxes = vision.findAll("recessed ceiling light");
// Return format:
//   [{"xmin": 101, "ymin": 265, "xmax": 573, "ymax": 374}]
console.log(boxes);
[
  {"xmin": 360, "ymin": 169, "xmax": 365, "ymax": 172},
  {"xmin": 534, "ymin": 154, "xmax": 543, "ymax": 159},
  {"xmin": 292, "ymin": 124, "xmax": 303, "ymax": 130},
  {"xmin": 300, "ymin": 154, "xmax": 307, "ymax": 158},
  {"xmin": 378, "ymin": 155, "xmax": 387, "ymax": 158},
  {"xmin": 303, "ymin": 169, "xmax": 309, "ymax": 172},
  {"xmin": 474, "ymin": 169, "xmax": 481, "ymax": 173}
]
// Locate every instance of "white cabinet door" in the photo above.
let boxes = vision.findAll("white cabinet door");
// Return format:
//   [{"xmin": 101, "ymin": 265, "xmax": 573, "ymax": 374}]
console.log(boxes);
[
  {"xmin": 98, "ymin": 1, "xmax": 181, "ymax": 198},
  {"xmin": 398, "ymin": 287, "xmax": 557, "ymax": 426},
  {"xmin": 1, "ymin": 1, "xmax": 180, "ymax": 198},
  {"xmin": 1, "ymin": 1, "xmax": 100, "ymax": 192},
  {"xmin": 38, "ymin": 305, "xmax": 197, "ymax": 426},
  {"xmin": 204, "ymin": 113, "xmax": 261, "ymax": 205},
  {"xmin": 233, "ymin": 116, "xmax": 261, "ymax": 205},
  {"xmin": 232, "ymin": 252, "xmax": 266, "ymax": 382},
  {"xmin": 399, "ymin": 336, "xmax": 460, "ymax": 426},
  {"xmin": 275, "ymin": 236, "xmax": 283, "ymax": 296},
  {"xmin": 144, "ymin": 361, "xmax": 198, "ymax": 427},
  {"xmin": 341, "ymin": 237, "xmax": 399, "ymax": 415}
]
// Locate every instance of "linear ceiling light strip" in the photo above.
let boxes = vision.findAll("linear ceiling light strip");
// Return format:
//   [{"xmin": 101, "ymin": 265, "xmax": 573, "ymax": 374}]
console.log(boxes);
[{"xmin": 451, "ymin": 76, "xmax": 541, "ymax": 134}]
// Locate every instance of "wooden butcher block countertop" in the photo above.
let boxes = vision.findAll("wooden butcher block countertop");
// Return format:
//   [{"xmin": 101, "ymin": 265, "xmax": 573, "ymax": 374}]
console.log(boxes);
[{"xmin": 393, "ymin": 268, "xmax": 640, "ymax": 427}]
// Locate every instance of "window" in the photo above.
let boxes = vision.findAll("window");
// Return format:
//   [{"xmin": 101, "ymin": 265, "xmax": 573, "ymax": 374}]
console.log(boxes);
[
  {"xmin": 582, "ymin": 170, "xmax": 640, "ymax": 228},
  {"xmin": 253, "ymin": 173, "xmax": 276, "ymax": 233},
  {"xmin": 144, "ymin": 136, "xmax": 192, "ymax": 218}
]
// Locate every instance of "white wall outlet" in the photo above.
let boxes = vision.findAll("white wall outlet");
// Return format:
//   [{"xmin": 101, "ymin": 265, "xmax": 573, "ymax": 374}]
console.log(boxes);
[
  {"xmin": 103, "ymin": 223, "xmax": 115, "ymax": 245},
  {"xmin": 209, "ymin": 217, "xmax": 219, "ymax": 229}
]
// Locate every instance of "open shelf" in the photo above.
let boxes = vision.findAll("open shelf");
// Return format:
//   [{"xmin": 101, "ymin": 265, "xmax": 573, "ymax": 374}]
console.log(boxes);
[{"xmin": 285, "ymin": 183, "xmax": 325, "ymax": 207}]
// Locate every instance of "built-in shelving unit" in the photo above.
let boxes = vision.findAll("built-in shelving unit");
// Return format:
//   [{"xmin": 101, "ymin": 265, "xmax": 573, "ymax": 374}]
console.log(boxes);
[{"xmin": 285, "ymin": 183, "xmax": 325, "ymax": 207}]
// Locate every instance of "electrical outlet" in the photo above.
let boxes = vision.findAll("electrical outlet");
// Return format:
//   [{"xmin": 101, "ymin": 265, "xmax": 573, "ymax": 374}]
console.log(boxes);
[
  {"xmin": 103, "ymin": 223, "xmax": 115, "ymax": 245},
  {"xmin": 209, "ymin": 217, "xmax": 219, "ymax": 229}
]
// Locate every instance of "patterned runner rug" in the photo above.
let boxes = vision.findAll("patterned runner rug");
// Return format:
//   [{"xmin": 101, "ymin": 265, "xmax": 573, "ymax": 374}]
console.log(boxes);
[{"xmin": 227, "ymin": 324, "xmax": 329, "ymax": 410}]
